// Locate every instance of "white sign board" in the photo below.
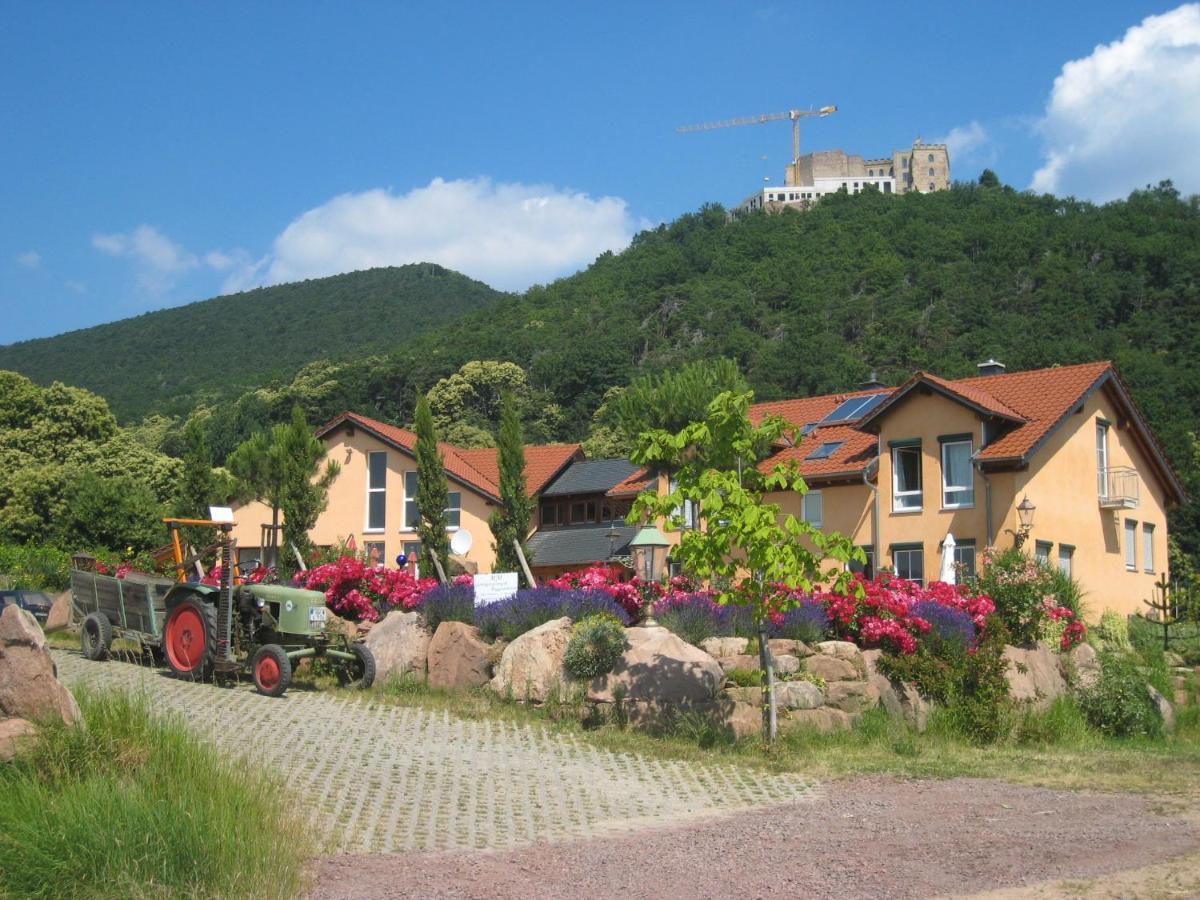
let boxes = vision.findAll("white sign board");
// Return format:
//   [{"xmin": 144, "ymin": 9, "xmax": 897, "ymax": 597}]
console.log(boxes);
[
  {"xmin": 473, "ymin": 572, "xmax": 519, "ymax": 606},
  {"xmin": 208, "ymin": 506, "xmax": 235, "ymax": 523}
]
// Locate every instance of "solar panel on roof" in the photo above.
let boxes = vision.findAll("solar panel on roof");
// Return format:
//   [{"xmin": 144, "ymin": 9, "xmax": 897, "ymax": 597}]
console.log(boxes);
[
  {"xmin": 806, "ymin": 440, "xmax": 845, "ymax": 460},
  {"xmin": 820, "ymin": 392, "xmax": 888, "ymax": 425},
  {"xmin": 800, "ymin": 423, "xmax": 818, "ymax": 436}
]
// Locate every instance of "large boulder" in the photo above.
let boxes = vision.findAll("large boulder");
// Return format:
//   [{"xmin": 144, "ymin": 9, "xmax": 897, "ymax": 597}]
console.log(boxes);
[
  {"xmin": 824, "ymin": 680, "xmax": 881, "ymax": 715},
  {"xmin": 491, "ymin": 617, "xmax": 574, "ymax": 702},
  {"xmin": 724, "ymin": 701, "xmax": 762, "ymax": 739},
  {"xmin": 43, "ymin": 590, "xmax": 73, "ymax": 634},
  {"xmin": 1004, "ymin": 643, "xmax": 1068, "ymax": 709},
  {"xmin": 364, "ymin": 610, "xmax": 431, "ymax": 683},
  {"xmin": 0, "ymin": 717, "xmax": 37, "ymax": 762},
  {"xmin": 719, "ymin": 654, "xmax": 762, "ymax": 673},
  {"xmin": 862, "ymin": 649, "xmax": 930, "ymax": 732},
  {"xmin": 426, "ymin": 621, "xmax": 491, "ymax": 690},
  {"xmin": 780, "ymin": 706, "xmax": 852, "ymax": 734},
  {"xmin": 804, "ymin": 653, "xmax": 860, "ymax": 683},
  {"xmin": 0, "ymin": 605, "xmax": 80, "ymax": 726},
  {"xmin": 589, "ymin": 625, "xmax": 723, "ymax": 704},
  {"xmin": 1067, "ymin": 642, "xmax": 1101, "ymax": 689},
  {"xmin": 776, "ymin": 680, "xmax": 823, "ymax": 710},
  {"xmin": 1149, "ymin": 685, "xmax": 1176, "ymax": 733},
  {"xmin": 817, "ymin": 640, "xmax": 866, "ymax": 671}
]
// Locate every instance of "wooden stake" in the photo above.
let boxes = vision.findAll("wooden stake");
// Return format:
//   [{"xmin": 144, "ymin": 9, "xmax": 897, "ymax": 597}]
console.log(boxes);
[
  {"xmin": 431, "ymin": 553, "xmax": 449, "ymax": 585},
  {"xmin": 513, "ymin": 538, "xmax": 537, "ymax": 588},
  {"xmin": 290, "ymin": 542, "xmax": 307, "ymax": 572}
]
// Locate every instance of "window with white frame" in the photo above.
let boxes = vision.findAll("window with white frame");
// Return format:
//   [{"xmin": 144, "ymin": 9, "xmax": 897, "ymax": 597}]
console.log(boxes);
[
  {"xmin": 669, "ymin": 477, "xmax": 699, "ymax": 529},
  {"xmin": 1035, "ymin": 540, "xmax": 1052, "ymax": 565},
  {"xmin": 446, "ymin": 492, "xmax": 462, "ymax": 529},
  {"xmin": 953, "ymin": 540, "xmax": 977, "ymax": 578},
  {"xmin": 403, "ymin": 471, "xmax": 419, "ymax": 531},
  {"xmin": 1058, "ymin": 544, "xmax": 1074, "ymax": 577},
  {"xmin": 892, "ymin": 444, "xmax": 922, "ymax": 510},
  {"xmin": 940, "ymin": 439, "xmax": 974, "ymax": 507},
  {"xmin": 1124, "ymin": 518, "xmax": 1137, "ymax": 570},
  {"xmin": 1096, "ymin": 421, "xmax": 1110, "ymax": 497},
  {"xmin": 1143, "ymin": 523, "xmax": 1155, "ymax": 573},
  {"xmin": 802, "ymin": 490, "xmax": 823, "ymax": 528},
  {"xmin": 366, "ymin": 451, "xmax": 387, "ymax": 531},
  {"xmin": 892, "ymin": 544, "xmax": 924, "ymax": 585}
]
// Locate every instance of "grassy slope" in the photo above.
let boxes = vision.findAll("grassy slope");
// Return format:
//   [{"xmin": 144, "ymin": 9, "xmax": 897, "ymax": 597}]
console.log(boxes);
[{"xmin": 0, "ymin": 264, "xmax": 505, "ymax": 421}]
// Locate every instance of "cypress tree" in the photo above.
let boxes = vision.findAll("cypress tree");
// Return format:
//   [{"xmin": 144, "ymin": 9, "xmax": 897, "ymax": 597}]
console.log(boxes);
[
  {"xmin": 489, "ymin": 393, "xmax": 534, "ymax": 583},
  {"xmin": 414, "ymin": 394, "xmax": 450, "ymax": 578},
  {"xmin": 177, "ymin": 417, "xmax": 216, "ymax": 549}
]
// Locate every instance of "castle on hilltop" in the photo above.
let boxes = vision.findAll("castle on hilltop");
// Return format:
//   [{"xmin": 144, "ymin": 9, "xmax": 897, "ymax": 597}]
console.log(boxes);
[{"xmin": 737, "ymin": 140, "xmax": 950, "ymax": 213}]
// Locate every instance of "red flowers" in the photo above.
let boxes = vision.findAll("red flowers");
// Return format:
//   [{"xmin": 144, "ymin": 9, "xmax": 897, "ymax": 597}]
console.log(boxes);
[
  {"xmin": 547, "ymin": 564, "xmax": 661, "ymax": 618},
  {"xmin": 298, "ymin": 556, "xmax": 437, "ymax": 621}
]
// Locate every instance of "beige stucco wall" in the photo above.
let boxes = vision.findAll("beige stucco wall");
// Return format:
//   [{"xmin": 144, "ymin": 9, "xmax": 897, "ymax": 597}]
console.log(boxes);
[
  {"xmin": 769, "ymin": 482, "xmax": 874, "ymax": 559},
  {"xmin": 229, "ymin": 427, "xmax": 501, "ymax": 573},
  {"xmin": 1003, "ymin": 387, "xmax": 1171, "ymax": 618}
]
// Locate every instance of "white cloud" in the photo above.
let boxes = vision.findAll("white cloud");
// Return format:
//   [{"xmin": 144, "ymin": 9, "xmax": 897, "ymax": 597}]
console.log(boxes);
[
  {"xmin": 16, "ymin": 250, "xmax": 41, "ymax": 268},
  {"xmin": 92, "ymin": 224, "xmax": 253, "ymax": 294},
  {"xmin": 1031, "ymin": 4, "xmax": 1200, "ymax": 200},
  {"xmin": 64, "ymin": 279, "xmax": 87, "ymax": 294},
  {"xmin": 254, "ymin": 177, "xmax": 642, "ymax": 292},
  {"xmin": 935, "ymin": 121, "xmax": 992, "ymax": 169}
]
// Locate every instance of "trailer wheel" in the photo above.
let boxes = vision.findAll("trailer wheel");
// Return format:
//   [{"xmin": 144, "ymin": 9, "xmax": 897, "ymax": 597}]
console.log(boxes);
[
  {"xmin": 163, "ymin": 596, "xmax": 216, "ymax": 680},
  {"xmin": 337, "ymin": 643, "xmax": 376, "ymax": 690},
  {"xmin": 80, "ymin": 612, "xmax": 112, "ymax": 661},
  {"xmin": 251, "ymin": 644, "xmax": 292, "ymax": 697}
]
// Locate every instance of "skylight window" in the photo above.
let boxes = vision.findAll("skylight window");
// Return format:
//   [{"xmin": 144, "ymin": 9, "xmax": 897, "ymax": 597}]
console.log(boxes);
[
  {"xmin": 806, "ymin": 441, "xmax": 845, "ymax": 461},
  {"xmin": 821, "ymin": 392, "xmax": 888, "ymax": 425}
]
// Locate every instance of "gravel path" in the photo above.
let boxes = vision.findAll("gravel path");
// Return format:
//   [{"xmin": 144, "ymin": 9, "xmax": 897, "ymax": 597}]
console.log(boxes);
[
  {"xmin": 310, "ymin": 776, "xmax": 1200, "ymax": 899},
  {"xmin": 54, "ymin": 650, "xmax": 817, "ymax": 853}
]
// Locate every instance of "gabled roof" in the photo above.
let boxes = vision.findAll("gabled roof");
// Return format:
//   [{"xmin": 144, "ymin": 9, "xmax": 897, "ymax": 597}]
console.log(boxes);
[
  {"xmin": 541, "ymin": 458, "xmax": 641, "ymax": 497},
  {"xmin": 527, "ymin": 523, "xmax": 637, "ymax": 567},
  {"xmin": 316, "ymin": 411, "xmax": 581, "ymax": 501},
  {"xmin": 756, "ymin": 424, "xmax": 879, "ymax": 483},
  {"xmin": 606, "ymin": 467, "xmax": 654, "ymax": 498},
  {"xmin": 858, "ymin": 371, "xmax": 1026, "ymax": 427}
]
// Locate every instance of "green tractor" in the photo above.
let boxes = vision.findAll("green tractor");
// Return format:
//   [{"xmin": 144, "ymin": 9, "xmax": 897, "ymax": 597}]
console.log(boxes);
[{"xmin": 157, "ymin": 518, "xmax": 374, "ymax": 696}]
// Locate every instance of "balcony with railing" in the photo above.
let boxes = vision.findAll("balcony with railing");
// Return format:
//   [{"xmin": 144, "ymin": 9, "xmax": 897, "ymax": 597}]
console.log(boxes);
[{"xmin": 1098, "ymin": 466, "xmax": 1140, "ymax": 509}]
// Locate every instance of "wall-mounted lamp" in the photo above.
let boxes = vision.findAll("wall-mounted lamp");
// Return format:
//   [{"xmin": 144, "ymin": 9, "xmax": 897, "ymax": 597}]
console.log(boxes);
[{"xmin": 1005, "ymin": 495, "xmax": 1037, "ymax": 549}]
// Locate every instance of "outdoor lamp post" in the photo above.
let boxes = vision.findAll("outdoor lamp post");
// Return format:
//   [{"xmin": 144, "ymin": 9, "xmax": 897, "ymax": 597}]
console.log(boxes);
[
  {"xmin": 628, "ymin": 525, "xmax": 670, "ymax": 626},
  {"xmin": 1007, "ymin": 495, "xmax": 1037, "ymax": 548}
]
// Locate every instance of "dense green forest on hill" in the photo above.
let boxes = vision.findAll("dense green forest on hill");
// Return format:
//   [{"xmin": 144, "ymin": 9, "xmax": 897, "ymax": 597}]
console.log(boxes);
[
  {"xmin": 5, "ymin": 179, "xmax": 1200, "ymax": 558},
  {"xmin": 0, "ymin": 264, "xmax": 504, "ymax": 420}
]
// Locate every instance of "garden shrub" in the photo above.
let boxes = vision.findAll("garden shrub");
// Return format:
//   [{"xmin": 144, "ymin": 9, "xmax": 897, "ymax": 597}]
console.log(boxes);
[
  {"xmin": 976, "ymin": 547, "xmax": 1086, "ymax": 647},
  {"xmin": 1076, "ymin": 651, "xmax": 1164, "ymax": 738},
  {"xmin": 475, "ymin": 587, "xmax": 632, "ymax": 642},
  {"xmin": 653, "ymin": 592, "xmax": 733, "ymax": 645},
  {"xmin": 420, "ymin": 582, "xmax": 476, "ymax": 632},
  {"xmin": 910, "ymin": 601, "xmax": 975, "ymax": 653},
  {"xmin": 296, "ymin": 555, "xmax": 439, "ymax": 621},
  {"xmin": 564, "ymin": 613, "xmax": 627, "ymax": 680},
  {"xmin": 1016, "ymin": 695, "xmax": 1093, "ymax": 746},
  {"xmin": 725, "ymin": 667, "xmax": 762, "ymax": 687},
  {"xmin": 769, "ymin": 601, "xmax": 830, "ymax": 643},
  {"xmin": 0, "ymin": 543, "xmax": 73, "ymax": 591}
]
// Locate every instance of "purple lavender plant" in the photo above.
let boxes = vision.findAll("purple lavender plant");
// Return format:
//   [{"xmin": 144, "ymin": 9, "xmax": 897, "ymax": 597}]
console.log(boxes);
[
  {"xmin": 768, "ymin": 600, "xmax": 831, "ymax": 643},
  {"xmin": 911, "ymin": 600, "xmax": 976, "ymax": 651},
  {"xmin": 475, "ymin": 587, "xmax": 631, "ymax": 642},
  {"xmin": 652, "ymin": 593, "xmax": 732, "ymax": 646},
  {"xmin": 419, "ymin": 582, "xmax": 476, "ymax": 631}
]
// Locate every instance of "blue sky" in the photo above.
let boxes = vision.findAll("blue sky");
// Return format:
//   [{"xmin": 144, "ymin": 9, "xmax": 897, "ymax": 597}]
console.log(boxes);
[{"xmin": 3, "ymin": 1, "xmax": 1198, "ymax": 343}]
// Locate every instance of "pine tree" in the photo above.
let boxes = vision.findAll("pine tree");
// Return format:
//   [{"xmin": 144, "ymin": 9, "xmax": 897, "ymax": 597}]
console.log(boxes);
[
  {"xmin": 176, "ymin": 417, "xmax": 215, "ymax": 548},
  {"xmin": 489, "ymin": 393, "xmax": 534, "ymax": 583},
  {"xmin": 414, "ymin": 394, "xmax": 450, "ymax": 578}
]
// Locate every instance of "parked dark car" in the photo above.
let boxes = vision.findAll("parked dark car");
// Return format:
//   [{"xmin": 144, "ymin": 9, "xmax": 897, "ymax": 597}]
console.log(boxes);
[{"xmin": 0, "ymin": 590, "xmax": 54, "ymax": 624}]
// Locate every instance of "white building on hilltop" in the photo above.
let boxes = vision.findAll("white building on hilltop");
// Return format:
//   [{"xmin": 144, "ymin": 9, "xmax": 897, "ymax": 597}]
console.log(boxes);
[{"xmin": 737, "ymin": 140, "xmax": 950, "ymax": 213}]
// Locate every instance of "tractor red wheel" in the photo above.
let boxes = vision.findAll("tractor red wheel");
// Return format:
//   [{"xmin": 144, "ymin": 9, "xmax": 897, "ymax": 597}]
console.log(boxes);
[
  {"xmin": 251, "ymin": 644, "xmax": 292, "ymax": 697},
  {"xmin": 162, "ymin": 596, "xmax": 216, "ymax": 681}
]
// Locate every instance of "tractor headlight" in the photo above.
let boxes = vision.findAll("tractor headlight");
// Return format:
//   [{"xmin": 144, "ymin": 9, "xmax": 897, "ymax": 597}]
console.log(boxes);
[{"xmin": 256, "ymin": 598, "xmax": 265, "ymax": 609}]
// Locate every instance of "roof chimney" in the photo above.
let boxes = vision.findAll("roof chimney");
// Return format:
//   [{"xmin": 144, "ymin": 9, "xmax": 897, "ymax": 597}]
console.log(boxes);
[
  {"xmin": 977, "ymin": 358, "xmax": 1006, "ymax": 377},
  {"xmin": 859, "ymin": 369, "xmax": 886, "ymax": 390}
]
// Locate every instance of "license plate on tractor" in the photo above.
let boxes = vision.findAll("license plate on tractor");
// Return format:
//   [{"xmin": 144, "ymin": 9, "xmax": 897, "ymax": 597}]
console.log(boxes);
[{"xmin": 309, "ymin": 606, "xmax": 327, "ymax": 626}]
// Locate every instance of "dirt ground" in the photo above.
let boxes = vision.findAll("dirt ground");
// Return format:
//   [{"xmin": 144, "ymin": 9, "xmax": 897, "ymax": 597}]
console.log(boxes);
[{"xmin": 309, "ymin": 776, "xmax": 1200, "ymax": 899}]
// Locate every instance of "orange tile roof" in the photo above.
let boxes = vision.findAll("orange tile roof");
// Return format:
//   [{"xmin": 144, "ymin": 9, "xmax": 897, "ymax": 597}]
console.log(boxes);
[
  {"xmin": 607, "ymin": 466, "xmax": 654, "ymax": 498},
  {"xmin": 758, "ymin": 424, "xmax": 879, "ymax": 482},
  {"xmin": 317, "ymin": 411, "xmax": 580, "ymax": 500}
]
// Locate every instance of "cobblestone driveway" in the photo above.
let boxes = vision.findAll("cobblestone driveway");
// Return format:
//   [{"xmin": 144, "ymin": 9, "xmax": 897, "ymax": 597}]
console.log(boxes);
[{"xmin": 54, "ymin": 651, "xmax": 818, "ymax": 854}]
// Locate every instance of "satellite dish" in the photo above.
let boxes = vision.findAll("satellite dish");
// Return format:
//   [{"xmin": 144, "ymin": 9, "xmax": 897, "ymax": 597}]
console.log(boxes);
[{"xmin": 450, "ymin": 529, "xmax": 474, "ymax": 556}]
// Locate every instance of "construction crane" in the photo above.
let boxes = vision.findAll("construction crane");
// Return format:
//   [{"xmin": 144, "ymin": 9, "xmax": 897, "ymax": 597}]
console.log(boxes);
[{"xmin": 677, "ymin": 106, "xmax": 837, "ymax": 164}]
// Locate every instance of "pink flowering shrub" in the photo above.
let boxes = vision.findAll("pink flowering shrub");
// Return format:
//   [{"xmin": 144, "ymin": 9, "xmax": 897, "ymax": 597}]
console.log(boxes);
[
  {"xmin": 810, "ymin": 573, "xmax": 996, "ymax": 656},
  {"xmin": 976, "ymin": 547, "xmax": 1087, "ymax": 648},
  {"xmin": 295, "ymin": 555, "xmax": 438, "ymax": 621},
  {"xmin": 547, "ymin": 564, "xmax": 663, "ymax": 619}
]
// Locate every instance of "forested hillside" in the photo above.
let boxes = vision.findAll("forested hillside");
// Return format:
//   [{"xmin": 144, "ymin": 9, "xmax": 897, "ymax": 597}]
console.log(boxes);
[{"xmin": 0, "ymin": 264, "xmax": 504, "ymax": 420}]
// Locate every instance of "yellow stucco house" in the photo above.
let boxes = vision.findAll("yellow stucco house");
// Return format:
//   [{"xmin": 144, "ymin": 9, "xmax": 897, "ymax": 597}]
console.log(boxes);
[
  {"xmin": 229, "ymin": 412, "xmax": 581, "ymax": 574},
  {"xmin": 741, "ymin": 359, "xmax": 1184, "ymax": 617}
]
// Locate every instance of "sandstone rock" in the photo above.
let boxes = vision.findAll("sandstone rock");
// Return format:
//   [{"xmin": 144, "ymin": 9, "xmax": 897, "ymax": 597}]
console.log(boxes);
[
  {"xmin": 491, "ymin": 617, "xmax": 574, "ymax": 702},
  {"xmin": 1149, "ymin": 685, "xmax": 1176, "ymax": 733},
  {"xmin": 767, "ymin": 638, "xmax": 797, "ymax": 657},
  {"xmin": 776, "ymin": 680, "xmax": 823, "ymax": 710},
  {"xmin": 727, "ymin": 686, "xmax": 762, "ymax": 705},
  {"xmin": 780, "ymin": 706, "xmax": 852, "ymax": 734},
  {"xmin": 0, "ymin": 717, "xmax": 37, "ymax": 762},
  {"xmin": 324, "ymin": 611, "xmax": 357, "ymax": 640},
  {"xmin": 589, "ymin": 626, "xmax": 723, "ymax": 704},
  {"xmin": 794, "ymin": 641, "xmax": 817, "ymax": 658},
  {"xmin": 862, "ymin": 649, "xmax": 930, "ymax": 732},
  {"xmin": 700, "ymin": 637, "xmax": 748, "ymax": 658},
  {"xmin": 426, "ymin": 621, "xmax": 491, "ymax": 690},
  {"xmin": 773, "ymin": 654, "xmax": 800, "ymax": 676},
  {"xmin": 1004, "ymin": 643, "xmax": 1068, "ymax": 710},
  {"xmin": 804, "ymin": 653, "xmax": 859, "ymax": 683},
  {"xmin": 1164, "ymin": 650, "xmax": 1185, "ymax": 668},
  {"xmin": 725, "ymin": 701, "xmax": 763, "ymax": 739},
  {"xmin": 0, "ymin": 605, "xmax": 80, "ymax": 726},
  {"xmin": 816, "ymin": 640, "xmax": 865, "ymax": 670},
  {"xmin": 824, "ymin": 680, "xmax": 881, "ymax": 715},
  {"xmin": 719, "ymin": 654, "xmax": 762, "ymax": 673},
  {"xmin": 1068, "ymin": 642, "xmax": 1101, "ymax": 690},
  {"xmin": 44, "ymin": 590, "xmax": 73, "ymax": 633},
  {"xmin": 364, "ymin": 610, "xmax": 431, "ymax": 683}
]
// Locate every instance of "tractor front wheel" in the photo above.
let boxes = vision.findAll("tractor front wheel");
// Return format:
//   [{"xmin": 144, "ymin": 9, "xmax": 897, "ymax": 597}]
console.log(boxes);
[
  {"xmin": 80, "ymin": 612, "xmax": 112, "ymax": 661},
  {"xmin": 251, "ymin": 644, "xmax": 292, "ymax": 697},
  {"xmin": 162, "ymin": 596, "xmax": 216, "ymax": 681},
  {"xmin": 337, "ymin": 643, "xmax": 376, "ymax": 690}
]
